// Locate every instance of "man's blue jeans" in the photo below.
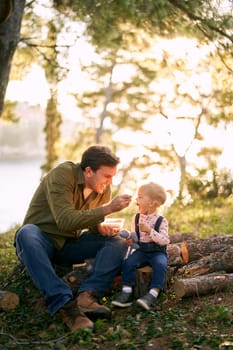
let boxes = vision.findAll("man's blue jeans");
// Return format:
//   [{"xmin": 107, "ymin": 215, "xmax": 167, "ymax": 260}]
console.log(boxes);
[{"xmin": 15, "ymin": 224, "xmax": 127, "ymax": 315}]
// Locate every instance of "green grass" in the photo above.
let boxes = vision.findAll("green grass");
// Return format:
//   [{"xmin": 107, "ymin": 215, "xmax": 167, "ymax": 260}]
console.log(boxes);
[
  {"xmin": 0, "ymin": 198, "xmax": 233, "ymax": 349},
  {"xmin": 165, "ymin": 196, "xmax": 233, "ymax": 236}
]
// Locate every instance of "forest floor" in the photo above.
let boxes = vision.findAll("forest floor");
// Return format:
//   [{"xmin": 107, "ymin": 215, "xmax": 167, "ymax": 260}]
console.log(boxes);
[
  {"xmin": 1, "ymin": 197, "xmax": 233, "ymax": 350},
  {"xmin": 0, "ymin": 246, "xmax": 232, "ymax": 350}
]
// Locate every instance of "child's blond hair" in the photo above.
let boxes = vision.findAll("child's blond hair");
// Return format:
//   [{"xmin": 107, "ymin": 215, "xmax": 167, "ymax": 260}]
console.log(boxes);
[{"xmin": 140, "ymin": 182, "xmax": 167, "ymax": 206}]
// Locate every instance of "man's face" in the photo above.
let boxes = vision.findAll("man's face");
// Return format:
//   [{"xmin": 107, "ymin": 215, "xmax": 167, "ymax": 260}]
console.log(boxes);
[{"xmin": 84, "ymin": 165, "xmax": 117, "ymax": 194}]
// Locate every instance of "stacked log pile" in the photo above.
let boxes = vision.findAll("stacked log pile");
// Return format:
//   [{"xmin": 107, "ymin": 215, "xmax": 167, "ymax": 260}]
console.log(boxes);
[
  {"xmin": 62, "ymin": 234, "xmax": 233, "ymax": 300},
  {"xmin": 135, "ymin": 234, "xmax": 233, "ymax": 298}
]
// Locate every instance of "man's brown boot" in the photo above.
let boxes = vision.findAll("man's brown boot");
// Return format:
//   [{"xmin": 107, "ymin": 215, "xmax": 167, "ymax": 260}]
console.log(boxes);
[
  {"xmin": 60, "ymin": 298, "xmax": 94, "ymax": 331},
  {"xmin": 77, "ymin": 291, "xmax": 111, "ymax": 319}
]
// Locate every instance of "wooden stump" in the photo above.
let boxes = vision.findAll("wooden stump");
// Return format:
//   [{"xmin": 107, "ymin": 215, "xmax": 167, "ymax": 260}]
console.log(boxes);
[
  {"xmin": 134, "ymin": 266, "xmax": 152, "ymax": 299},
  {"xmin": 133, "ymin": 266, "xmax": 174, "ymax": 299},
  {"xmin": 0, "ymin": 291, "xmax": 20, "ymax": 311}
]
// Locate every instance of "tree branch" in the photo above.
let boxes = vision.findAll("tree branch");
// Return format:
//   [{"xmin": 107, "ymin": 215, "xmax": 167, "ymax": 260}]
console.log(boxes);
[{"xmin": 168, "ymin": 0, "xmax": 233, "ymax": 43}]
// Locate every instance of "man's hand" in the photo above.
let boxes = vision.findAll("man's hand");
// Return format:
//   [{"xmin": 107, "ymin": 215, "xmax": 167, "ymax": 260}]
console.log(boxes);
[
  {"xmin": 102, "ymin": 194, "xmax": 132, "ymax": 216},
  {"xmin": 98, "ymin": 223, "xmax": 120, "ymax": 237}
]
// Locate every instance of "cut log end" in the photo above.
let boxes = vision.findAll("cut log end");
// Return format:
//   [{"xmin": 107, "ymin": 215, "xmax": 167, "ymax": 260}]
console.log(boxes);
[
  {"xmin": 180, "ymin": 241, "xmax": 189, "ymax": 264},
  {"xmin": 0, "ymin": 291, "xmax": 20, "ymax": 311}
]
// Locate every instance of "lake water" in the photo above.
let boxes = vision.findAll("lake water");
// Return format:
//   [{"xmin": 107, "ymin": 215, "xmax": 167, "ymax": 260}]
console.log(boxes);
[{"xmin": 0, "ymin": 159, "xmax": 43, "ymax": 233}]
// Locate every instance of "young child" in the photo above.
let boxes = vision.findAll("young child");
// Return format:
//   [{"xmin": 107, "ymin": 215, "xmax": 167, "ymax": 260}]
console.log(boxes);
[{"xmin": 111, "ymin": 182, "xmax": 170, "ymax": 310}]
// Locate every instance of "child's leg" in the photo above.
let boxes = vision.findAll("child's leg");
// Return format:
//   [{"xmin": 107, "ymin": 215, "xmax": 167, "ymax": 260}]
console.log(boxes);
[
  {"xmin": 149, "ymin": 252, "xmax": 168, "ymax": 291},
  {"xmin": 136, "ymin": 252, "xmax": 167, "ymax": 310},
  {"xmin": 111, "ymin": 250, "xmax": 147, "ymax": 308},
  {"xmin": 121, "ymin": 249, "xmax": 147, "ymax": 287}
]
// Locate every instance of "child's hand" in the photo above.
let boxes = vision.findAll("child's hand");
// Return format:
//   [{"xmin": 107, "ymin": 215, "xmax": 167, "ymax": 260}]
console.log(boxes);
[{"xmin": 139, "ymin": 222, "xmax": 151, "ymax": 234}]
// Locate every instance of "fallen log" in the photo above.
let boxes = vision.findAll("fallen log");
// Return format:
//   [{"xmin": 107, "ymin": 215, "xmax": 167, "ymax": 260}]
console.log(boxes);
[
  {"xmin": 173, "ymin": 273, "xmax": 233, "ymax": 298},
  {"xmin": 0, "ymin": 290, "xmax": 20, "ymax": 311},
  {"xmin": 180, "ymin": 235, "xmax": 233, "ymax": 263},
  {"xmin": 169, "ymin": 233, "xmax": 195, "ymax": 244},
  {"xmin": 177, "ymin": 246, "xmax": 233, "ymax": 277},
  {"xmin": 167, "ymin": 244, "xmax": 184, "ymax": 266}
]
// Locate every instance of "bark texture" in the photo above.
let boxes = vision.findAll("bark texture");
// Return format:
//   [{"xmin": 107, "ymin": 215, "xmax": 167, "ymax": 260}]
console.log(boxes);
[
  {"xmin": 177, "ymin": 246, "xmax": 233, "ymax": 277},
  {"xmin": 173, "ymin": 273, "xmax": 233, "ymax": 298},
  {"xmin": 0, "ymin": 0, "xmax": 25, "ymax": 116}
]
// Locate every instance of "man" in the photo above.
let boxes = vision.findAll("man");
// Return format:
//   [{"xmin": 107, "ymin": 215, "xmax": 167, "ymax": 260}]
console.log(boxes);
[{"xmin": 15, "ymin": 145, "xmax": 132, "ymax": 330}]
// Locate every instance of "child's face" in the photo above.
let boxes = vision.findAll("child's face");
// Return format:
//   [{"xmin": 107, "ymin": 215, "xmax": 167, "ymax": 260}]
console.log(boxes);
[{"xmin": 136, "ymin": 188, "xmax": 153, "ymax": 214}]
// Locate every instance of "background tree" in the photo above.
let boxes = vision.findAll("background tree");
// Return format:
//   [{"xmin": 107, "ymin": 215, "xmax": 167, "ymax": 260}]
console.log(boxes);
[
  {"xmin": 40, "ymin": 20, "xmax": 63, "ymax": 175},
  {"xmin": 187, "ymin": 147, "xmax": 233, "ymax": 200}
]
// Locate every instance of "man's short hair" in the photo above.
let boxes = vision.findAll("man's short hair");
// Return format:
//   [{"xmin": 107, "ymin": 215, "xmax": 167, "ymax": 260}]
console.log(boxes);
[{"xmin": 80, "ymin": 145, "xmax": 120, "ymax": 171}]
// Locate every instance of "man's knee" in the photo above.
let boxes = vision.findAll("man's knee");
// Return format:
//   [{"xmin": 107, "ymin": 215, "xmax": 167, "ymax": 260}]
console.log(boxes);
[
  {"xmin": 16, "ymin": 224, "xmax": 41, "ymax": 250},
  {"xmin": 16, "ymin": 224, "xmax": 34, "ymax": 239}
]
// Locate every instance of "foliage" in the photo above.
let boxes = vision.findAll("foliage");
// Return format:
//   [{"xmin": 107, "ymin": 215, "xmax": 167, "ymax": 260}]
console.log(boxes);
[
  {"xmin": 1, "ymin": 100, "xmax": 18, "ymax": 122},
  {"xmin": 0, "ymin": 199, "xmax": 233, "ymax": 349},
  {"xmin": 53, "ymin": 0, "xmax": 233, "ymax": 51},
  {"xmin": 187, "ymin": 168, "xmax": 233, "ymax": 200}
]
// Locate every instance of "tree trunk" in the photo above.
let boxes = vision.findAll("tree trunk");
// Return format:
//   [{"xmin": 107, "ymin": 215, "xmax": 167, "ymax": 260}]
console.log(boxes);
[
  {"xmin": 173, "ymin": 273, "xmax": 233, "ymax": 298},
  {"xmin": 0, "ymin": 0, "xmax": 25, "ymax": 116},
  {"xmin": 0, "ymin": 290, "xmax": 20, "ymax": 311}
]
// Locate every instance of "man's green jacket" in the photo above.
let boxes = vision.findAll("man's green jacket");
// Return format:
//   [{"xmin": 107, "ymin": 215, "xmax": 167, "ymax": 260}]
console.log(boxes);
[{"xmin": 18, "ymin": 161, "xmax": 110, "ymax": 249}]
